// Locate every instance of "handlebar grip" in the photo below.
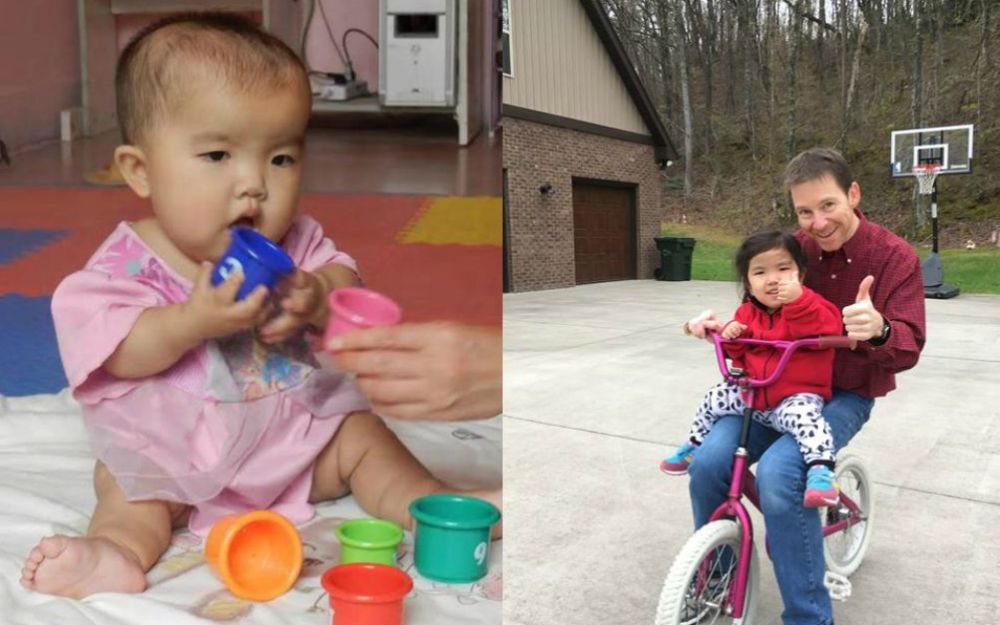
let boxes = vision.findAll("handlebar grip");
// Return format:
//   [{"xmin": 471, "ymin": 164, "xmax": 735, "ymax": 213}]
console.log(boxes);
[{"xmin": 817, "ymin": 335, "xmax": 857, "ymax": 349}]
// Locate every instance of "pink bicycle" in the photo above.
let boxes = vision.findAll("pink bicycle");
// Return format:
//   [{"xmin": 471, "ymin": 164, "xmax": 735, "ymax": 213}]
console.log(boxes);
[{"xmin": 654, "ymin": 333, "xmax": 875, "ymax": 625}]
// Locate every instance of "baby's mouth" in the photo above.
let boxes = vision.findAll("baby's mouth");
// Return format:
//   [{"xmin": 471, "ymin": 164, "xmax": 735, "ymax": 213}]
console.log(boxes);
[{"xmin": 232, "ymin": 217, "xmax": 255, "ymax": 229}]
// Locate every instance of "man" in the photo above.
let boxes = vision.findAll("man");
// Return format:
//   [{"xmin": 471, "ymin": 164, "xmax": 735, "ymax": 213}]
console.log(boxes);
[{"xmin": 686, "ymin": 147, "xmax": 926, "ymax": 625}]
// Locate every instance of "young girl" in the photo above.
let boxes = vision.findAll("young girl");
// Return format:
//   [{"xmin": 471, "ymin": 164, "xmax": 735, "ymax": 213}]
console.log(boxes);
[
  {"xmin": 20, "ymin": 13, "xmax": 497, "ymax": 599},
  {"xmin": 660, "ymin": 231, "xmax": 844, "ymax": 508}
]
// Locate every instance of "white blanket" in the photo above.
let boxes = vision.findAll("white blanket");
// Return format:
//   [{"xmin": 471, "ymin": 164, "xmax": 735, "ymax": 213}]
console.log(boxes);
[{"xmin": 0, "ymin": 391, "xmax": 502, "ymax": 625}]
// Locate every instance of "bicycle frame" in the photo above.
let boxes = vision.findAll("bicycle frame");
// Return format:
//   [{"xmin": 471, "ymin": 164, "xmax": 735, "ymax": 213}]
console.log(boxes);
[{"xmin": 703, "ymin": 332, "xmax": 860, "ymax": 619}]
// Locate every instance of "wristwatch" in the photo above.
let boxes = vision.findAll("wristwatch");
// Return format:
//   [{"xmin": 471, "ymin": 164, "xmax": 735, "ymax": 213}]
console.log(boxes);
[{"xmin": 869, "ymin": 319, "xmax": 891, "ymax": 346}]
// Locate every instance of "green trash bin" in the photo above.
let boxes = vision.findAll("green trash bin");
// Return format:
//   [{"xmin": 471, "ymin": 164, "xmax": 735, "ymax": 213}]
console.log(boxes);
[{"xmin": 654, "ymin": 236, "xmax": 696, "ymax": 281}]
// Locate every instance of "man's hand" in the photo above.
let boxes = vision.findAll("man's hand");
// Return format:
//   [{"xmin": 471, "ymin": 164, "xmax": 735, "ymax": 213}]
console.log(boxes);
[
  {"xmin": 842, "ymin": 275, "xmax": 884, "ymax": 341},
  {"xmin": 721, "ymin": 322, "xmax": 748, "ymax": 339},
  {"xmin": 258, "ymin": 270, "xmax": 329, "ymax": 344},
  {"xmin": 685, "ymin": 310, "xmax": 722, "ymax": 339},
  {"xmin": 180, "ymin": 262, "xmax": 270, "ymax": 340},
  {"xmin": 776, "ymin": 274, "xmax": 803, "ymax": 303}
]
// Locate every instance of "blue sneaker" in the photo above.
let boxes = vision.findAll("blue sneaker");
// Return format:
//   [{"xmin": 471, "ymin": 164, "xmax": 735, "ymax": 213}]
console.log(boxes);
[
  {"xmin": 803, "ymin": 465, "xmax": 840, "ymax": 507},
  {"xmin": 660, "ymin": 441, "xmax": 699, "ymax": 475}
]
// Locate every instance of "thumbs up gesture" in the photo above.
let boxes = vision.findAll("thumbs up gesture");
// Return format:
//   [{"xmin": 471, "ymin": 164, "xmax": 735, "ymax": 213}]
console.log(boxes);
[
  {"xmin": 776, "ymin": 273, "xmax": 803, "ymax": 303},
  {"xmin": 841, "ymin": 275, "xmax": 884, "ymax": 341}
]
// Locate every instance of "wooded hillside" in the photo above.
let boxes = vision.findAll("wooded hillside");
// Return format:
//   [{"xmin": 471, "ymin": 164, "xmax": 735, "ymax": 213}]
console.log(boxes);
[{"xmin": 602, "ymin": 0, "xmax": 998, "ymax": 247}]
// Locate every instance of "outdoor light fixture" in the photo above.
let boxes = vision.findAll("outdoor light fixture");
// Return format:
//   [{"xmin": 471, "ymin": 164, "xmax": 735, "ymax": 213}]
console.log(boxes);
[{"xmin": 539, "ymin": 182, "xmax": 554, "ymax": 196}]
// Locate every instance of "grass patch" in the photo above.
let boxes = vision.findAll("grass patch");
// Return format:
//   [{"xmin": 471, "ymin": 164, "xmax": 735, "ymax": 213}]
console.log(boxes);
[
  {"xmin": 661, "ymin": 223, "xmax": 1000, "ymax": 295},
  {"xmin": 659, "ymin": 224, "xmax": 740, "ymax": 282},
  {"xmin": 918, "ymin": 248, "xmax": 1000, "ymax": 294}
]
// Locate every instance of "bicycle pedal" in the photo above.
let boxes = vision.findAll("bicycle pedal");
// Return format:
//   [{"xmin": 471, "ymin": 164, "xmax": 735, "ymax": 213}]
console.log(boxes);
[{"xmin": 824, "ymin": 571, "xmax": 852, "ymax": 601}]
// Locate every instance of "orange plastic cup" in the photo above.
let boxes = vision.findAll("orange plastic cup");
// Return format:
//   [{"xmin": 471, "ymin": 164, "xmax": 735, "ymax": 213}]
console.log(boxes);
[
  {"xmin": 204, "ymin": 510, "xmax": 303, "ymax": 602},
  {"xmin": 321, "ymin": 563, "xmax": 413, "ymax": 625}
]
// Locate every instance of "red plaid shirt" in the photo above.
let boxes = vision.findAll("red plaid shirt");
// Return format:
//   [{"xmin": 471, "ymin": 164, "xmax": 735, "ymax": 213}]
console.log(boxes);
[{"xmin": 796, "ymin": 210, "xmax": 926, "ymax": 398}]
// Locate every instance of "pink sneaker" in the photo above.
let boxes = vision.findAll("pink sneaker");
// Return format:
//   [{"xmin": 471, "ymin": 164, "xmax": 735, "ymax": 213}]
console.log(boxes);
[
  {"xmin": 803, "ymin": 465, "xmax": 840, "ymax": 508},
  {"xmin": 660, "ymin": 441, "xmax": 698, "ymax": 475}
]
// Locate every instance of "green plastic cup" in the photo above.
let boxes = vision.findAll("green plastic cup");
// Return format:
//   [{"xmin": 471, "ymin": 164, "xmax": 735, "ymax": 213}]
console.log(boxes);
[
  {"xmin": 336, "ymin": 518, "xmax": 404, "ymax": 566},
  {"xmin": 409, "ymin": 494, "xmax": 501, "ymax": 583}
]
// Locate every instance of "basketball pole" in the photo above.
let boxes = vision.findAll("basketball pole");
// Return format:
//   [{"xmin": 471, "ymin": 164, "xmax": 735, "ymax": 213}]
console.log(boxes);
[{"xmin": 922, "ymin": 176, "xmax": 960, "ymax": 299}]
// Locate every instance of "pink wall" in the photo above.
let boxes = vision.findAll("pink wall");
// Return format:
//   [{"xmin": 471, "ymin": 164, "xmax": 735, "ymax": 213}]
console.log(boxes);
[
  {"xmin": 114, "ymin": 12, "xmax": 261, "ymax": 52},
  {"xmin": 0, "ymin": 1, "xmax": 495, "ymax": 153},
  {"xmin": 304, "ymin": 1, "xmax": 379, "ymax": 90},
  {"xmin": 0, "ymin": 1, "xmax": 81, "ymax": 153}
]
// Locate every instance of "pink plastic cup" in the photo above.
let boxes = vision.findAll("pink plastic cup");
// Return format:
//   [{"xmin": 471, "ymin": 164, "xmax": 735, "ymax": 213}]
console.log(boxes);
[
  {"xmin": 321, "ymin": 563, "xmax": 413, "ymax": 625},
  {"xmin": 324, "ymin": 287, "xmax": 402, "ymax": 344}
]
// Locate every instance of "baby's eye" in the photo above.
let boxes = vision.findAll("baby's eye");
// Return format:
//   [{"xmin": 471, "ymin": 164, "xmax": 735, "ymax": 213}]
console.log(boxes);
[
  {"xmin": 201, "ymin": 151, "xmax": 228, "ymax": 162},
  {"xmin": 272, "ymin": 154, "xmax": 296, "ymax": 167}
]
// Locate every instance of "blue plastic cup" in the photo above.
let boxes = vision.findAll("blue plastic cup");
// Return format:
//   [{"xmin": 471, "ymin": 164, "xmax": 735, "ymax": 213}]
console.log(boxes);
[
  {"xmin": 409, "ymin": 494, "xmax": 500, "ymax": 583},
  {"xmin": 211, "ymin": 228, "xmax": 295, "ymax": 300}
]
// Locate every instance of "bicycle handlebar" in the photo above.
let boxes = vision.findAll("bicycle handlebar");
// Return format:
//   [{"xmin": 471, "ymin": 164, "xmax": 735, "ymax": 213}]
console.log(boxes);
[{"xmin": 710, "ymin": 332, "xmax": 855, "ymax": 388}]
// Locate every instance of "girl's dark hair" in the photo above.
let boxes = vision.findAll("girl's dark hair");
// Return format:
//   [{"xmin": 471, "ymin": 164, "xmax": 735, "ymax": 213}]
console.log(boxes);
[{"xmin": 734, "ymin": 231, "xmax": 808, "ymax": 301}]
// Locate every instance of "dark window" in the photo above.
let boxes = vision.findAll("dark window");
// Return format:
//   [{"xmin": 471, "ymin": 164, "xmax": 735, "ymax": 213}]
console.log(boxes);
[
  {"xmin": 394, "ymin": 14, "xmax": 439, "ymax": 37},
  {"xmin": 501, "ymin": 0, "xmax": 512, "ymax": 75}
]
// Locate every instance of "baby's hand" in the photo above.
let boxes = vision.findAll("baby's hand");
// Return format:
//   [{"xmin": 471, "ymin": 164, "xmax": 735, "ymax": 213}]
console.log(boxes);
[
  {"xmin": 685, "ymin": 309, "xmax": 721, "ymax": 339},
  {"xmin": 722, "ymin": 321, "xmax": 747, "ymax": 339},
  {"xmin": 181, "ymin": 262, "xmax": 270, "ymax": 340},
  {"xmin": 776, "ymin": 275, "xmax": 803, "ymax": 303},
  {"xmin": 258, "ymin": 270, "xmax": 329, "ymax": 344}
]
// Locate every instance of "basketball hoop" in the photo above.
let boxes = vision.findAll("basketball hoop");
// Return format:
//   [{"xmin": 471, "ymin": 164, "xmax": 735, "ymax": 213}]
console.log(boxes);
[{"xmin": 912, "ymin": 164, "xmax": 940, "ymax": 195}]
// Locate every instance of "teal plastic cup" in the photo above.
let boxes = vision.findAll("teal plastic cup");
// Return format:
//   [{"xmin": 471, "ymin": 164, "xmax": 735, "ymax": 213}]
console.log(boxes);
[
  {"xmin": 409, "ymin": 494, "xmax": 501, "ymax": 583},
  {"xmin": 336, "ymin": 519, "xmax": 404, "ymax": 566}
]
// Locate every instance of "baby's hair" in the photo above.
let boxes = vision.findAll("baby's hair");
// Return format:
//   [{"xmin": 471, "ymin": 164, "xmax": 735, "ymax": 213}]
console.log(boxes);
[
  {"xmin": 734, "ymin": 231, "xmax": 808, "ymax": 301},
  {"xmin": 115, "ymin": 12, "xmax": 309, "ymax": 144}
]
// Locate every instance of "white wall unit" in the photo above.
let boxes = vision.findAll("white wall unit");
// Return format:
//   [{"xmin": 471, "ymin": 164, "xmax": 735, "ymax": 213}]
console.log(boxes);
[{"xmin": 379, "ymin": 0, "xmax": 456, "ymax": 107}]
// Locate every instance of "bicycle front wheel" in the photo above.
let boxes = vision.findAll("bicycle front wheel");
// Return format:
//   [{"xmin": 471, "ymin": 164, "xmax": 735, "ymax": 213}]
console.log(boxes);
[
  {"xmin": 654, "ymin": 520, "xmax": 759, "ymax": 625},
  {"xmin": 822, "ymin": 453, "xmax": 874, "ymax": 577}
]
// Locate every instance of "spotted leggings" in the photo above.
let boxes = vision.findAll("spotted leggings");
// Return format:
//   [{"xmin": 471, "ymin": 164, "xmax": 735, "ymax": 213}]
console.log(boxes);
[{"xmin": 688, "ymin": 382, "xmax": 834, "ymax": 466}]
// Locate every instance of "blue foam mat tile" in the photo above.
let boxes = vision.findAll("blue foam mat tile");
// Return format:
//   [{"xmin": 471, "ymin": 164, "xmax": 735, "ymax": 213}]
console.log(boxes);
[
  {"xmin": 0, "ymin": 228, "xmax": 69, "ymax": 265},
  {"xmin": 0, "ymin": 295, "xmax": 68, "ymax": 396}
]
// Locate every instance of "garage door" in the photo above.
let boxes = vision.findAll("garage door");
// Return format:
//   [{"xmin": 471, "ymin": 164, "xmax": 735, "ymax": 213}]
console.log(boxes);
[{"xmin": 572, "ymin": 182, "xmax": 636, "ymax": 284}]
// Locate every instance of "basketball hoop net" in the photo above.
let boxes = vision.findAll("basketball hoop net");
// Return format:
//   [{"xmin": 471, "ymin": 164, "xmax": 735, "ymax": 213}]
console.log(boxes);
[{"xmin": 912, "ymin": 164, "xmax": 940, "ymax": 195}]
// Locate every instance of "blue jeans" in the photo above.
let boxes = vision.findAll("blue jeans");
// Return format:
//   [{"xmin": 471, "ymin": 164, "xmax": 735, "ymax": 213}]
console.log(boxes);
[{"xmin": 688, "ymin": 389, "xmax": 874, "ymax": 625}]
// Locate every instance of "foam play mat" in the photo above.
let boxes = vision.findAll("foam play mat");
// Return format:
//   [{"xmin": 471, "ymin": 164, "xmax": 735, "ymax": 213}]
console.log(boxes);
[{"xmin": 0, "ymin": 187, "xmax": 501, "ymax": 396}]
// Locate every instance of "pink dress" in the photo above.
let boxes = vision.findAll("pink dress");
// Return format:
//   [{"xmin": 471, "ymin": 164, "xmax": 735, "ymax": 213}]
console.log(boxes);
[{"xmin": 51, "ymin": 216, "xmax": 370, "ymax": 536}]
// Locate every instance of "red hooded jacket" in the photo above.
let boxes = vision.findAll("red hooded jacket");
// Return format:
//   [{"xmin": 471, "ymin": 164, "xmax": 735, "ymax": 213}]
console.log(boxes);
[{"xmin": 722, "ymin": 286, "xmax": 843, "ymax": 410}]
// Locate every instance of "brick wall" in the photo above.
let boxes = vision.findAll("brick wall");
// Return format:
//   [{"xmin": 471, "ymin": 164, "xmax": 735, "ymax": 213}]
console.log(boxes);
[{"xmin": 502, "ymin": 117, "xmax": 665, "ymax": 292}]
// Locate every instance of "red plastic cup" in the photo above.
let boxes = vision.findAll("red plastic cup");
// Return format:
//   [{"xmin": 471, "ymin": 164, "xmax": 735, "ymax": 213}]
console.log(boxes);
[
  {"xmin": 322, "ymin": 563, "xmax": 413, "ymax": 625},
  {"xmin": 324, "ymin": 287, "xmax": 402, "ymax": 344}
]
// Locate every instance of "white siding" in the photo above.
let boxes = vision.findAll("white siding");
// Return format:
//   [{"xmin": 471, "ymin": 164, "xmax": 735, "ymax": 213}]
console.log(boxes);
[{"xmin": 502, "ymin": 0, "xmax": 649, "ymax": 137}]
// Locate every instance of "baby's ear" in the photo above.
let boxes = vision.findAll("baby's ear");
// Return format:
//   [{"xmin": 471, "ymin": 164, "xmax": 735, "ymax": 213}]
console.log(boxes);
[{"xmin": 113, "ymin": 144, "xmax": 151, "ymax": 198}]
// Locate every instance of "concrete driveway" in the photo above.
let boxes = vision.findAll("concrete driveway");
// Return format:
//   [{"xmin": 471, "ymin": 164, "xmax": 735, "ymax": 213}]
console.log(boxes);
[{"xmin": 503, "ymin": 280, "xmax": 1000, "ymax": 625}]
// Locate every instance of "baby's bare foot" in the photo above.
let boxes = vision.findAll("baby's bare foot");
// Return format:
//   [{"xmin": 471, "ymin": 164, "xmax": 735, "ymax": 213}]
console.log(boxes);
[{"xmin": 21, "ymin": 535, "xmax": 147, "ymax": 598}]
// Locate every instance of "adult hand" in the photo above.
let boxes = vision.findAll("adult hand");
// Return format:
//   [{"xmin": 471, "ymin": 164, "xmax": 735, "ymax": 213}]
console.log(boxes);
[
  {"xmin": 842, "ymin": 275, "xmax": 884, "ymax": 341},
  {"xmin": 325, "ymin": 321, "xmax": 501, "ymax": 421},
  {"xmin": 685, "ymin": 310, "xmax": 722, "ymax": 339}
]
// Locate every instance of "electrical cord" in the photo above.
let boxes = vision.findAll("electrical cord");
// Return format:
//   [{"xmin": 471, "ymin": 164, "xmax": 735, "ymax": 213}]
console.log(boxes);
[
  {"xmin": 343, "ymin": 27, "xmax": 379, "ymax": 57},
  {"xmin": 301, "ymin": 0, "xmax": 351, "ymax": 77}
]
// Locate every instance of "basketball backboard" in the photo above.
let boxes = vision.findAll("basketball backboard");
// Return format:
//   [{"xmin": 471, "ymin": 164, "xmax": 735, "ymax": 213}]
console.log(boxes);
[{"xmin": 890, "ymin": 124, "xmax": 974, "ymax": 177}]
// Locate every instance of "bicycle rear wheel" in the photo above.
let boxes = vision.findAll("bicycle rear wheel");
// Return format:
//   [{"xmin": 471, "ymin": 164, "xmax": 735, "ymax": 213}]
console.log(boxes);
[
  {"xmin": 822, "ymin": 454, "xmax": 874, "ymax": 577},
  {"xmin": 654, "ymin": 520, "xmax": 759, "ymax": 625}
]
